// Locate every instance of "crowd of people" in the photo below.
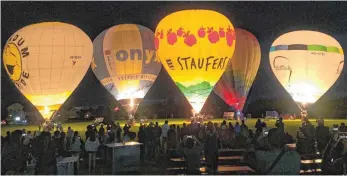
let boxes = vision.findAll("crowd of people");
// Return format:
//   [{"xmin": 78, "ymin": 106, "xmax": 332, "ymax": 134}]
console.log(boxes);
[{"xmin": 1, "ymin": 118, "xmax": 347, "ymax": 175}]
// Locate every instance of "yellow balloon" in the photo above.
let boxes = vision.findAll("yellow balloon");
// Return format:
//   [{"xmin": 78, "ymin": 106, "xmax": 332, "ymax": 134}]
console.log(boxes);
[
  {"xmin": 155, "ymin": 10, "xmax": 236, "ymax": 113},
  {"xmin": 269, "ymin": 30, "xmax": 344, "ymax": 109},
  {"xmin": 92, "ymin": 24, "xmax": 162, "ymax": 114},
  {"xmin": 3, "ymin": 22, "xmax": 93, "ymax": 120}
]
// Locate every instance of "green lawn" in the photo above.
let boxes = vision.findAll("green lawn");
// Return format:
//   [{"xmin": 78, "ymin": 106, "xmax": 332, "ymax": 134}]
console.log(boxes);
[{"xmin": 1, "ymin": 118, "xmax": 345, "ymax": 141}]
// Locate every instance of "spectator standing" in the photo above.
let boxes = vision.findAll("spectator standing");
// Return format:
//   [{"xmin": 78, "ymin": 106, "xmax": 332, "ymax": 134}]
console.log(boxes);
[
  {"xmin": 1, "ymin": 130, "xmax": 27, "ymax": 175},
  {"xmin": 71, "ymin": 131, "xmax": 83, "ymax": 156},
  {"xmin": 4, "ymin": 131, "xmax": 11, "ymax": 144},
  {"xmin": 234, "ymin": 122, "xmax": 241, "ymax": 136},
  {"xmin": 99, "ymin": 125, "xmax": 105, "ymax": 137},
  {"xmin": 35, "ymin": 132, "xmax": 57, "ymax": 175},
  {"xmin": 85, "ymin": 125, "xmax": 94, "ymax": 140},
  {"xmin": 315, "ymin": 119, "xmax": 331, "ymax": 155},
  {"xmin": 177, "ymin": 136, "xmax": 203, "ymax": 174},
  {"xmin": 138, "ymin": 125, "xmax": 147, "ymax": 164},
  {"xmin": 255, "ymin": 119, "xmax": 263, "ymax": 132},
  {"xmin": 146, "ymin": 122, "xmax": 156, "ymax": 158},
  {"xmin": 338, "ymin": 123, "xmax": 347, "ymax": 132},
  {"xmin": 241, "ymin": 120, "xmax": 249, "ymax": 138},
  {"xmin": 276, "ymin": 117, "xmax": 285, "ymax": 133},
  {"xmin": 51, "ymin": 131, "xmax": 62, "ymax": 157},
  {"xmin": 154, "ymin": 122, "xmax": 162, "ymax": 153},
  {"xmin": 85, "ymin": 131, "xmax": 100, "ymax": 172},
  {"xmin": 162, "ymin": 120, "xmax": 170, "ymax": 153},
  {"xmin": 67, "ymin": 127, "xmax": 74, "ymax": 142},
  {"xmin": 167, "ymin": 125, "xmax": 178, "ymax": 152},
  {"xmin": 204, "ymin": 121, "xmax": 219, "ymax": 173},
  {"xmin": 60, "ymin": 132, "xmax": 68, "ymax": 157}
]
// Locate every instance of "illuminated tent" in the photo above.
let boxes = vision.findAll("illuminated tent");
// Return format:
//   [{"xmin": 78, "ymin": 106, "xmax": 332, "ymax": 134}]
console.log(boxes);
[
  {"xmin": 2, "ymin": 22, "xmax": 93, "ymax": 120},
  {"xmin": 214, "ymin": 28, "xmax": 261, "ymax": 111},
  {"xmin": 155, "ymin": 10, "xmax": 236, "ymax": 114},
  {"xmin": 269, "ymin": 30, "xmax": 344, "ymax": 111},
  {"xmin": 92, "ymin": 24, "xmax": 162, "ymax": 115}
]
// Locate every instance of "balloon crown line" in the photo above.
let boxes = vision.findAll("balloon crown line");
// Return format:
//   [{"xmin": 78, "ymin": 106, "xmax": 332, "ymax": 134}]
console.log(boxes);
[{"xmin": 155, "ymin": 26, "xmax": 235, "ymax": 49}]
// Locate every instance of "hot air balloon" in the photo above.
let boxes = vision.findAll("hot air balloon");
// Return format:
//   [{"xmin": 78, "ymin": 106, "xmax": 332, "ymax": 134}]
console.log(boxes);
[
  {"xmin": 155, "ymin": 10, "xmax": 236, "ymax": 115},
  {"xmin": 2, "ymin": 22, "xmax": 93, "ymax": 120},
  {"xmin": 214, "ymin": 28, "xmax": 261, "ymax": 112},
  {"xmin": 92, "ymin": 24, "xmax": 162, "ymax": 117},
  {"xmin": 269, "ymin": 30, "xmax": 344, "ymax": 114}
]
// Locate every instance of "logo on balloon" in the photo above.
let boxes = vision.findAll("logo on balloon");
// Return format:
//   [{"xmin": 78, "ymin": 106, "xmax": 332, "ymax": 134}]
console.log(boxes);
[
  {"xmin": 273, "ymin": 56, "xmax": 292, "ymax": 71},
  {"xmin": 111, "ymin": 49, "xmax": 159, "ymax": 64},
  {"xmin": 155, "ymin": 26, "xmax": 235, "ymax": 48},
  {"xmin": 3, "ymin": 34, "xmax": 30, "ymax": 89}
]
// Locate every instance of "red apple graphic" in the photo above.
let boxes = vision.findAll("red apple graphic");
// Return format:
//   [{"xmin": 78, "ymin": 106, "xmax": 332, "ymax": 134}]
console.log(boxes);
[
  {"xmin": 226, "ymin": 26, "xmax": 235, "ymax": 47},
  {"xmin": 219, "ymin": 28, "xmax": 225, "ymax": 38},
  {"xmin": 207, "ymin": 27, "xmax": 220, "ymax": 43},
  {"xmin": 198, "ymin": 27, "xmax": 206, "ymax": 38},
  {"xmin": 184, "ymin": 31, "xmax": 197, "ymax": 47},
  {"xmin": 177, "ymin": 27, "xmax": 184, "ymax": 37},
  {"xmin": 167, "ymin": 29, "xmax": 177, "ymax": 45}
]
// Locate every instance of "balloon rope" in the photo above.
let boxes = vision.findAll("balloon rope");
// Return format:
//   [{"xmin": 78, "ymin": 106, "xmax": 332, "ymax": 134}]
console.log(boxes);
[
  {"xmin": 295, "ymin": 101, "xmax": 303, "ymax": 112},
  {"xmin": 49, "ymin": 110, "xmax": 58, "ymax": 122},
  {"xmin": 243, "ymin": 84, "xmax": 254, "ymax": 114}
]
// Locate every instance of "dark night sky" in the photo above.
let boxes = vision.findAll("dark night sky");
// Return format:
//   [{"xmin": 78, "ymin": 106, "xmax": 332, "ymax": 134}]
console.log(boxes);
[{"xmin": 1, "ymin": 1, "xmax": 347, "ymax": 115}]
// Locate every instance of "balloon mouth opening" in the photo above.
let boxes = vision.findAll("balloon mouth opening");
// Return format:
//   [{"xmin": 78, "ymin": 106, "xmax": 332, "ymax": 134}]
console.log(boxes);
[
  {"xmin": 190, "ymin": 101, "xmax": 205, "ymax": 114},
  {"xmin": 39, "ymin": 106, "xmax": 55, "ymax": 120},
  {"xmin": 118, "ymin": 98, "xmax": 142, "ymax": 114},
  {"xmin": 129, "ymin": 98, "xmax": 134, "ymax": 109},
  {"xmin": 288, "ymin": 83, "xmax": 321, "ymax": 104},
  {"xmin": 116, "ymin": 88, "xmax": 146, "ymax": 100},
  {"xmin": 36, "ymin": 105, "xmax": 61, "ymax": 120}
]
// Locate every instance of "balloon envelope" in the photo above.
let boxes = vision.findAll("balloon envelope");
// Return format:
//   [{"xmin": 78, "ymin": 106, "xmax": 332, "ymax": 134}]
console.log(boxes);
[
  {"xmin": 3, "ymin": 22, "xmax": 93, "ymax": 120},
  {"xmin": 92, "ymin": 24, "xmax": 162, "ymax": 114},
  {"xmin": 155, "ymin": 10, "xmax": 236, "ymax": 113},
  {"xmin": 269, "ymin": 30, "xmax": 344, "ymax": 108},
  {"xmin": 214, "ymin": 28, "xmax": 261, "ymax": 111}
]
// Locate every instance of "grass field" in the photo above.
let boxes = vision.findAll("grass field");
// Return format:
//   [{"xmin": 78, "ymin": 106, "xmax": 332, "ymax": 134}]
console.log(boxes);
[{"xmin": 1, "ymin": 118, "xmax": 345, "ymax": 141}]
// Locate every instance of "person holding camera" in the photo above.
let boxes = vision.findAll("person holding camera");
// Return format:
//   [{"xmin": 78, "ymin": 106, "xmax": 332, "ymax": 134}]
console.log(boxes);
[{"xmin": 177, "ymin": 135, "xmax": 203, "ymax": 175}]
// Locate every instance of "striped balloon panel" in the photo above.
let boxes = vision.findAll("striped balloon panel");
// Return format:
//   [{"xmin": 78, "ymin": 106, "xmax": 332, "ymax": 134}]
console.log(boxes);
[{"xmin": 214, "ymin": 28, "xmax": 261, "ymax": 111}]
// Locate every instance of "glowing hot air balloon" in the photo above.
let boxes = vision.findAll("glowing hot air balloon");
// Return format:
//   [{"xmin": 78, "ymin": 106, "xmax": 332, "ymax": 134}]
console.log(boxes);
[
  {"xmin": 155, "ymin": 10, "xmax": 236, "ymax": 114},
  {"xmin": 92, "ymin": 24, "xmax": 162, "ymax": 116},
  {"xmin": 2, "ymin": 22, "xmax": 93, "ymax": 120},
  {"xmin": 214, "ymin": 28, "xmax": 261, "ymax": 112},
  {"xmin": 269, "ymin": 30, "xmax": 344, "ymax": 112}
]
